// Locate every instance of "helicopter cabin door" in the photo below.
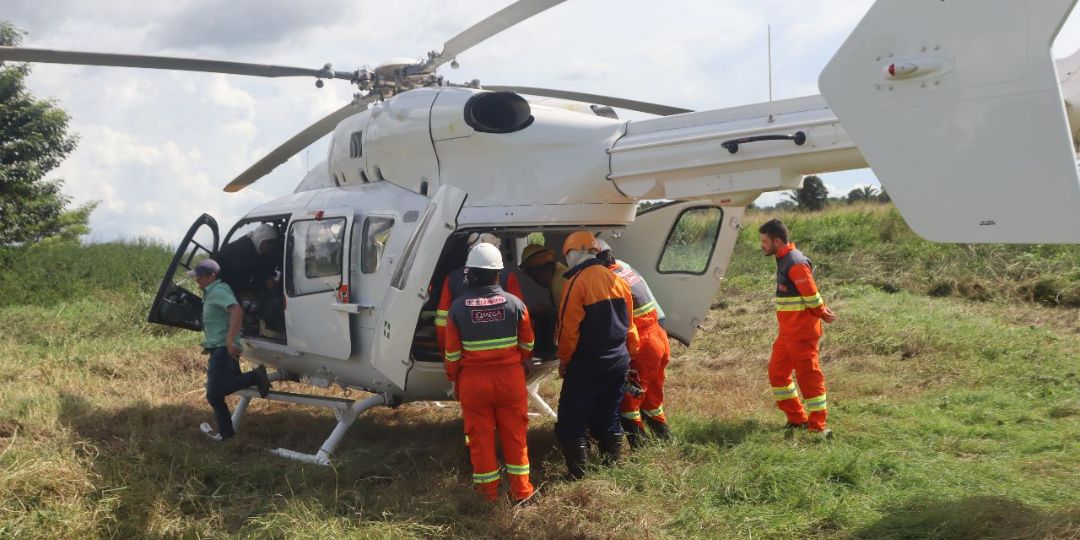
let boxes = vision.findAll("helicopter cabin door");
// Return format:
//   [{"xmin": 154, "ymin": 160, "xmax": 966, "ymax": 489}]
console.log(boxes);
[
  {"xmin": 604, "ymin": 202, "xmax": 742, "ymax": 345},
  {"xmin": 148, "ymin": 214, "xmax": 219, "ymax": 331},
  {"xmin": 283, "ymin": 210, "xmax": 352, "ymax": 360},
  {"xmin": 371, "ymin": 185, "xmax": 467, "ymax": 391}
]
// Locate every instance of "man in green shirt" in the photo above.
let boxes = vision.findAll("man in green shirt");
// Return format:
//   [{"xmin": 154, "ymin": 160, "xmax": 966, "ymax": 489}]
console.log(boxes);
[{"xmin": 189, "ymin": 259, "xmax": 270, "ymax": 441}]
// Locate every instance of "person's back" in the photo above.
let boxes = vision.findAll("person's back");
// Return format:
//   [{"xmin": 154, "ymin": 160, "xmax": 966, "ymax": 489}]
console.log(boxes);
[
  {"xmin": 216, "ymin": 235, "xmax": 260, "ymax": 294},
  {"xmin": 557, "ymin": 258, "xmax": 638, "ymax": 363},
  {"xmin": 436, "ymin": 234, "xmax": 524, "ymax": 348}
]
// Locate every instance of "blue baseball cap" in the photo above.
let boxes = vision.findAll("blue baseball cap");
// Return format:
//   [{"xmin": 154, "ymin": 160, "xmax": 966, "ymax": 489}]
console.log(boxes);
[{"xmin": 186, "ymin": 259, "xmax": 221, "ymax": 277}]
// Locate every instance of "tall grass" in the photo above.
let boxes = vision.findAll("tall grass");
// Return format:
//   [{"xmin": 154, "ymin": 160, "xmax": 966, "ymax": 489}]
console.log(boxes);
[{"xmin": 0, "ymin": 240, "xmax": 173, "ymax": 307}]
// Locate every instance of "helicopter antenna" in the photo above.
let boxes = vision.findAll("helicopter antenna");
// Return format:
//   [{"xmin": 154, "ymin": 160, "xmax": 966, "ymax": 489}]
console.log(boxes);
[{"xmin": 767, "ymin": 24, "xmax": 775, "ymax": 124}]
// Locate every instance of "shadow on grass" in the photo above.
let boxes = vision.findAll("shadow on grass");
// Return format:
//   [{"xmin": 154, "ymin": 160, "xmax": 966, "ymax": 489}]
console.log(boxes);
[
  {"xmin": 54, "ymin": 392, "xmax": 567, "ymax": 536},
  {"xmin": 855, "ymin": 495, "xmax": 1080, "ymax": 540},
  {"xmin": 679, "ymin": 418, "xmax": 762, "ymax": 447}
]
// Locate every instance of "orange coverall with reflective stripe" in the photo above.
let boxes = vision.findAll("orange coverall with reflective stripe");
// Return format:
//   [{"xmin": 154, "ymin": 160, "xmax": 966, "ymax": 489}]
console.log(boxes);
[
  {"xmin": 444, "ymin": 287, "xmax": 535, "ymax": 501},
  {"xmin": 770, "ymin": 243, "xmax": 829, "ymax": 431},
  {"xmin": 606, "ymin": 262, "xmax": 671, "ymax": 429}
]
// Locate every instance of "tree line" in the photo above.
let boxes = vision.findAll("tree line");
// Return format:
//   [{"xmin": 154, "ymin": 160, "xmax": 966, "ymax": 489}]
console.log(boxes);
[{"xmin": 751, "ymin": 175, "xmax": 891, "ymax": 212}]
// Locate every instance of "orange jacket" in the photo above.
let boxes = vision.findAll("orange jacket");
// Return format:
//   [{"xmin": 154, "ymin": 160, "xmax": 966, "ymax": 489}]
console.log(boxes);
[
  {"xmin": 436, "ymin": 269, "xmax": 523, "ymax": 349},
  {"xmin": 556, "ymin": 259, "xmax": 640, "ymax": 366},
  {"xmin": 443, "ymin": 284, "xmax": 535, "ymax": 382},
  {"xmin": 774, "ymin": 243, "xmax": 828, "ymax": 340}
]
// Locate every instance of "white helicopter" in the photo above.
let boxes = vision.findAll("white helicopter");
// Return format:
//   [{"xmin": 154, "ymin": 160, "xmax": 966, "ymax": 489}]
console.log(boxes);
[{"xmin": 5, "ymin": 0, "xmax": 1080, "ymax": 465}]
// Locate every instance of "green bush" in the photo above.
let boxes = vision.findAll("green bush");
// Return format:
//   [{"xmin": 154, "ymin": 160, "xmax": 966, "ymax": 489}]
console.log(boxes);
[{"xmin": 0, "ymin": 240, "xmax": 172, "ymax": 307}]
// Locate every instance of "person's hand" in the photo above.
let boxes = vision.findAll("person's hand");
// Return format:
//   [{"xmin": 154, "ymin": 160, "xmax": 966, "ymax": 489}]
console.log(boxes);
[
  {"xmin": 228, "ymin": 343, "xmax": 242, "ymax": 358},
  {"xmin": 522, "ymin": 358, "xmax": 534, "ymax": 377},
  {"xmin": 447, "ymin": 382, "xmax": 458, "ymax": 400},
  {"xmin": 821, "ymin": 306, "xmax": 838, "ymax": 324},
  {"xmin": 558, "ymin": 362, "xmax": 567, "ymax": 378}
]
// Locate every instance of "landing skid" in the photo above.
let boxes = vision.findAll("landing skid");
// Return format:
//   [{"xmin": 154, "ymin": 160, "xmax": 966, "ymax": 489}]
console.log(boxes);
[
  {"xmin": 214, "ymin": 387, "xmax": 394, "ymax": 466},
  {"xmin": 527, "ymin": 381, "xmax": 557, "ymax": 419}
]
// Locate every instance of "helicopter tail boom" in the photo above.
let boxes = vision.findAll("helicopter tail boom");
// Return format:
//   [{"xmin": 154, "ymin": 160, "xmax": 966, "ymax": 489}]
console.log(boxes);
[{"xmin": 607, "ymin": 94, "xmax": 865, "ymax": 207}]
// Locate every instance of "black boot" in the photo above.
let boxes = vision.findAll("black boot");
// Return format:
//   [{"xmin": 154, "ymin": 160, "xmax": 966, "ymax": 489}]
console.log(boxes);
[
  {"xmin": 644, "ymin": 415, "xmax": 671, "ymax": 441},
  {"xmin": 621, "ymin": 418, "xmax": 648, "ymax": 450},
  {"xmin": 597, "ymin": 432, "xmax": 624, "ymax": 466},
  {"xmin": 559, "ymin": 437, "xmax": 588, "ymax": 480}
]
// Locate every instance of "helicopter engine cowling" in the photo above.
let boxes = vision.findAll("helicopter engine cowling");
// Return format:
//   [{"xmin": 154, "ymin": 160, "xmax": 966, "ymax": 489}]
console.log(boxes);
[{"xmin": 430, "ymin": 88, "xmax": 633, "ymax": 213}]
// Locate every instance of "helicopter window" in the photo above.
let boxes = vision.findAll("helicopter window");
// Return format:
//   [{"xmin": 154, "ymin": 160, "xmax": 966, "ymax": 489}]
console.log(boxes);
[
  {"xmin": 391, "ymin": 202, "xmax": 435, "ymax": 290},
  {"xmin": 360, "ymin": 216, "xmax": 394, "ymax": 274},
  {"xmin": 286, "ymin": 218, "xmax": 346, "ymax": 296},
  {"xmin": 657, "ymin": 207, "xmax": 723, "ymax": 275},
  {"xmin": 349, "ymin": 131, "xmax": 363, "ymax": 159}
]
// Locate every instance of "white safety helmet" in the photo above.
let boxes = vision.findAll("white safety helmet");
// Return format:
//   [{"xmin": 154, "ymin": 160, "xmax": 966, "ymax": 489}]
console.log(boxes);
[
  {"xmin": 465, "ymin": 242, "xmax": 504, "ymax": 270},
  {"xmin": 467, "ymin": 232, "xmax": 499, "ymax": 249},
  {"xmin": 250, "ymin": 223, "xmax": 277, "ymax": 246}
]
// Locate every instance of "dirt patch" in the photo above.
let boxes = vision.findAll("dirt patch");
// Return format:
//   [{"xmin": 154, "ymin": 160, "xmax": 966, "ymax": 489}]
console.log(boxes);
[{"xmin": 0, "ymin": 418, "xmax": 22, "ymax": 438}]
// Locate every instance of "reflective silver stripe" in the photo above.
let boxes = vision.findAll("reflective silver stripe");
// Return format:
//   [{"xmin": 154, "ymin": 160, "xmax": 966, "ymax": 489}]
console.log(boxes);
[
  {"xmin": 461, "ymin": 336, "xmax": 518, "ymax": 351},
  {"xmin": 505, "ymin": 463, "xmax": 530, "ymax": 475},
  {"xmin": 472, "ymin": 470, "xmax": 500, "ymax": 483},
  {"xmin": 804, "ymin": 394, "xmax": 827, "ymax": 412}
]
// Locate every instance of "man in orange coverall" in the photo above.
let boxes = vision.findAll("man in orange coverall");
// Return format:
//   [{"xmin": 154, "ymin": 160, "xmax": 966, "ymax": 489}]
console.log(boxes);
[
  {"xmin": 594, "ymin": 239, "xmax": 672, "ymax": 447},
  {"xmin": 436, "ymin": 232, "xmax": 524, "ymax": 349},
  {"xmin": 759, "ymin": 219, "xmax": 837, "ymax": 438},
  {"xmin": 555, "ymin": 232, "xmax": 639, "ymax": 479},
  {"xmin": 443, "ymin": 243, "xmax": 536, "ymax": 504}
]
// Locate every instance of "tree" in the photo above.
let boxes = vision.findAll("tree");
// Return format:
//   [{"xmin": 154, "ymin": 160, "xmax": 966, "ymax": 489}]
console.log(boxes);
[
  {"xmin": 877, "ymin": 188, "xmax": 892, "ymax": 203},
  {"xmin": 0, "ymin": 21, "xmax": 90, "ymax": 245},
  {"xmin": 783, "ymin": 175, "xmax": 829, "ymax": 212},
  {"xmin": 846, "ymin": 185, "xmax": 880, "ymax": 204}
]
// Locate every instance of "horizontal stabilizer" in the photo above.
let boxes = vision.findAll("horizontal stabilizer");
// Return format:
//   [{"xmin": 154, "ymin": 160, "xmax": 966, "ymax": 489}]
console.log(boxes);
[{"xmin": 821, "ymin": 0, "xmax": 1080, "ymax": 243}]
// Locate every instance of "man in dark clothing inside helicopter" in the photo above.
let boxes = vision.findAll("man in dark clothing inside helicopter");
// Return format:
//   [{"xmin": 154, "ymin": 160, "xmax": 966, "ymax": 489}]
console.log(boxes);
[{"xmin": 216, "ymin": 224, "xmax": 285, "ymax": 334}]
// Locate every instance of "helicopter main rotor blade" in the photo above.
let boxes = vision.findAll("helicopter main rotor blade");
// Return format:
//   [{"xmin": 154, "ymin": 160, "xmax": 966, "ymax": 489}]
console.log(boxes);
[
  {"xmin": 484, "ymin": 86, "xmax": 692, "ymax": 116},
  {"xmin": 0, "ymin": 47, "xmax": 354, "ymax": 81},
  {"xmin": 427, "ymin": 0, "xmax": 569, "ymax": 71},
  {"xmin": 224, "ymin": 96, "xmax": 375, "ymax": 193}
]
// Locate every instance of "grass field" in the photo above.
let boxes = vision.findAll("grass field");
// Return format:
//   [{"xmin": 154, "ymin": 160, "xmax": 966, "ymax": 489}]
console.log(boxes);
[{"xmin": 1, "ymin": 206, "xmax": 1079, "ymax": 538}]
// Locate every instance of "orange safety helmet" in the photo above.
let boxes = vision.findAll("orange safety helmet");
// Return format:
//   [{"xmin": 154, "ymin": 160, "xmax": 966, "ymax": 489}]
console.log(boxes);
[{"xmin": 562, "ymin": 231, "xmax": 599, "ymax": 256}]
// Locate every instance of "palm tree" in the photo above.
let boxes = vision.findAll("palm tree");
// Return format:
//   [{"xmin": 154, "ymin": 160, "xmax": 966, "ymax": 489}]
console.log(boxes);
[{"xmin": 847, "ymin": 185, "xmax": 880, "ymax": 204}]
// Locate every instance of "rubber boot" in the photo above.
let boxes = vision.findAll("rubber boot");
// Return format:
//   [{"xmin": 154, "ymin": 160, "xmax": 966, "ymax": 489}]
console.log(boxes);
[
  {"xmin": 644, "ymin": 415, "xmax": 671, "ymax": 441},
  {"xmin": 597, "ymin": 432, "xmax": 624, "ymax": 466},
  {"xmin": 621, "ymin": 417, "xmax": 648, "ymax": 450},
  {"xmin": 559, "ymin": 437, "xmax": 588, "ymax": 480}
]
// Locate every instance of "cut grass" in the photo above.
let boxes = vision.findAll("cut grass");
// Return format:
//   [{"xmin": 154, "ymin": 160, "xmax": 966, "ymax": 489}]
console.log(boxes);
[{"xmin": 2, "ymin": 218, "xmax": 1079, "ymax": 538}]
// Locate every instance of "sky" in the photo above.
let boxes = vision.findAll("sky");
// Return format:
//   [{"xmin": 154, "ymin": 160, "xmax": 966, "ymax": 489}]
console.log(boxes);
[{"xmin": 7, "ymin": 0, "xmax": 1080, "ymax": 244}]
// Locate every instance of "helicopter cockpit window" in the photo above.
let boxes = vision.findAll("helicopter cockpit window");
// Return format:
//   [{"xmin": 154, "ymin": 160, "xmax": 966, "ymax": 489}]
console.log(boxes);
[
  {"xmin": 360, "ymin": 216, "xmax": 394, "ymax": 274},
  {"xmin": 286, "ymin": 218, "xmax": 346, "ymax": 296},
  {"xmin": 657, "ymin": 207, "xmax": 723, "ymax": 275}
]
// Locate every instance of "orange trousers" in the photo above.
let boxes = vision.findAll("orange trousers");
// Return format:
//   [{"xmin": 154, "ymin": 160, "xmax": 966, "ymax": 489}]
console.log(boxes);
[
  {"xmin": 621, "ymin": 323, "xmax": 670, "ymax": 427},
  {"xmin": 457, "ymin": 363, "xmax": 534, "ymax": 501},
  {"xmin": 768, "ymin": 336, "xmax": 828, "ymax": 431}
]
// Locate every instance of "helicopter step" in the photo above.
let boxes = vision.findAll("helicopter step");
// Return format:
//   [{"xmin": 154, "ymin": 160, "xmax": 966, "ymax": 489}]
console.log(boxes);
[{"xmin": 212, "ymin": 387, "xmax": 396, "ymax": 466}]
